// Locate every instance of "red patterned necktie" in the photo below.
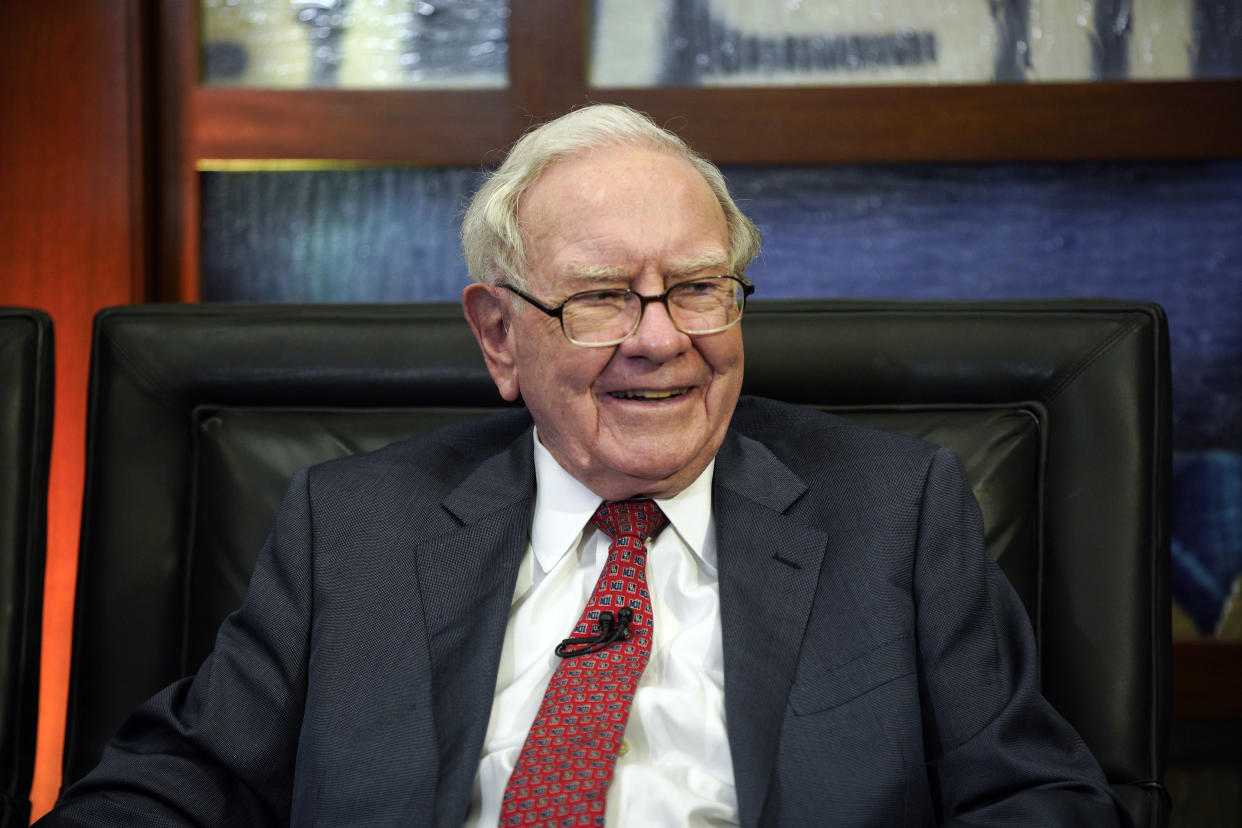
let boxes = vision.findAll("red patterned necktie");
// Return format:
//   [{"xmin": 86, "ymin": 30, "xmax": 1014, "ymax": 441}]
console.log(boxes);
[{"xmin": 499, "ymin": 499, "xmax": 668, "ymax": 827}]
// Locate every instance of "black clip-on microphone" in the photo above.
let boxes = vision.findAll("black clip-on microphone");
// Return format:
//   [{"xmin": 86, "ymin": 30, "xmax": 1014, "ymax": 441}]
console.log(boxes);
[{"xmin": 555, "ymin": 607, "xmax": 634, "ymax": 658}]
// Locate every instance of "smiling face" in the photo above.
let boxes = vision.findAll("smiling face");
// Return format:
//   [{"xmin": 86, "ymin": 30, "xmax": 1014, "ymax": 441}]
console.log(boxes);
[{"xmin": 462, "ymin": 145, "xmax": 744, "ymax": 500}]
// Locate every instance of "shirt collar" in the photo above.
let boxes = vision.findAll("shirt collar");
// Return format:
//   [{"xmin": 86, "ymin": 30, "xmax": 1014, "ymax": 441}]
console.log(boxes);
[{"xmin": 530, "ymin": 428, "xmax": 717, "ymax": 576}]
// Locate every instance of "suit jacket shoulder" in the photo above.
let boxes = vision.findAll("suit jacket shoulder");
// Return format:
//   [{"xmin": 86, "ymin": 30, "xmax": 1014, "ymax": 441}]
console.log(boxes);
[
  {"xmin": 716, "ymin": 395, "xmax": 1128, "ymax": 827},
  {"xmin": 305, "ymin": 407, "xmax": 534, "ymax": 510},
  {"xmin": 730, "ymin": 395, "xmax": 939, "ymax": 475}
]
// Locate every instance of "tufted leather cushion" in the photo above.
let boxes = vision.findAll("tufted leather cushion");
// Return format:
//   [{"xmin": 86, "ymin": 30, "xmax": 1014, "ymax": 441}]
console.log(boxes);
[
  {"xmin": 0, "ymin": 309, "xmax": 54, "ymax": 828},
  {"xmin": 63, "ymin": 300, "xmax": 1170, "ymax": 826}
]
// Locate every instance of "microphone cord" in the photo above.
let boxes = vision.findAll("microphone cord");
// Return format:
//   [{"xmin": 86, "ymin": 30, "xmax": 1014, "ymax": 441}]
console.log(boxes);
[{"xmin": 555, "ymin": 607, "xmax": 634, "ymax": 658}]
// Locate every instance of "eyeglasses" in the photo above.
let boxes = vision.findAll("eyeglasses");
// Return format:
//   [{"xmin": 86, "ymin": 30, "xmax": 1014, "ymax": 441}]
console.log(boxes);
[{"xmin": 502, "ymin": 275, "xmax": 755, "ymax": 347}]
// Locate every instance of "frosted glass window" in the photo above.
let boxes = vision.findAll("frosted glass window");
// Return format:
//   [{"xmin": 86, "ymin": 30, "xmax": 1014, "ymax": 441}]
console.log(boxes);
[
  {"xmin": 591, "ymin": 0, "xmax": 1242, "ymax": 86},
  {"xmin": 201, "ymin": 0, "xmax": 509, "ymax": 88}
]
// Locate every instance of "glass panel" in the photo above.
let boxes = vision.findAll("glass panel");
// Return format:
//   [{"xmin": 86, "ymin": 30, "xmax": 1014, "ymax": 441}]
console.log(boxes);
[
  {"xmin": 591, "ymin": 0, "xmax": 1242, "ymax": 86},
  {"xmin": 200, "ymin": 0, "xmax": 509, "ymax": 88},
  {"xmin": 199, "ymin": 166, "xmax": 478, "ymax": 300}
]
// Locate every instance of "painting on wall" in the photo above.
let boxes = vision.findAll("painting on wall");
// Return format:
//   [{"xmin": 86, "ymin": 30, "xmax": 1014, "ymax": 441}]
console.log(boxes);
[
  {"xmin": 592, "ymin": 0, "xmax": 1242, "ymax": 85},
  {"xmin": 200, "ymin": 0, "xmax": 509, "ymax": 88},
  {"xmin": 197, "ymin": 0, "xmax": 1242, "ymax": 89}
]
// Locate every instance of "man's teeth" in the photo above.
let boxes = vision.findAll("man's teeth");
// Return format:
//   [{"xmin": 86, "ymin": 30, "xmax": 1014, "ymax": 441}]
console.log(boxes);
[{"xmin": 611, "ymin": 388, "xmax": 686, "ymax": 400}]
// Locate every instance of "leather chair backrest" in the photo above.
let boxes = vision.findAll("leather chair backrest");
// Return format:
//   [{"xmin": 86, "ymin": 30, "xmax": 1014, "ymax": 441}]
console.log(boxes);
[
  {"xmin": 0, "ymin": 308, "xmax": 54, "ymax": 828},
  {"xmin": 64, "ymin": 300, "xmax": 1170, "ymax": 826}
]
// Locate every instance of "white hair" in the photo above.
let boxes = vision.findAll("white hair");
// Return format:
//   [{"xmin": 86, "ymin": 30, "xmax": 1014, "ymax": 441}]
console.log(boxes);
[{"xmin": 460, "ymin": 104, "xmax": 760, "ymax": 291}]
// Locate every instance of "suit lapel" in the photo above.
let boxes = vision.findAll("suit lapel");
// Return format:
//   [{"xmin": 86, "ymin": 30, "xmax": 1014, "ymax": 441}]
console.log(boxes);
[
  {"xmin": 714, "ymin": 430, "xmax": 828, "ymax": 828},
  {"xmin": 410, "ymin": 431, "xmax": 536, "ymax": 826},
  {"xmin": 402, "ymin": 424, "xmax": 827, "ymax": 825}
]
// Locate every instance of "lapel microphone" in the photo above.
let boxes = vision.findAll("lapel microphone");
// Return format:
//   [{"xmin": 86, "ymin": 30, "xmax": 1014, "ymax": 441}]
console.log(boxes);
[{"xmin": 555, "ymin": 607, "xmax": 634, "ymax": 658}]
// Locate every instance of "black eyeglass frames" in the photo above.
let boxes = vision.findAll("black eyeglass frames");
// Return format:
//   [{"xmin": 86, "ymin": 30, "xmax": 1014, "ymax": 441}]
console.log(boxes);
[{"xmin": 501, "ymin": 275, "xmax": 754, "ymax": 347}]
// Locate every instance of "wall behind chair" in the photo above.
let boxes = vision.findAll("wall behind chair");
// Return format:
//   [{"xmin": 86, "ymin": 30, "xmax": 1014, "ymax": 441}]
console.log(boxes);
[{"xmin": 0, "ymin": 4, "xmax": 148, "ymax": 824}]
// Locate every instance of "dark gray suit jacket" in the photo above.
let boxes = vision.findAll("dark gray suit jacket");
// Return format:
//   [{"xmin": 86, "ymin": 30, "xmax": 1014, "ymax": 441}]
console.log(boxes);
[{"xmin": 46, "ymin": 397, "xmax": 1128, "ymax": 826}]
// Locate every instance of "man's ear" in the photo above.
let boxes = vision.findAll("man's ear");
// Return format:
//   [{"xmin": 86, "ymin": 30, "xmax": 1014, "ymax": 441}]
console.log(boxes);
[{"xmin": 462, "ymin": 283, "xmax": 521, "ymax": 401}]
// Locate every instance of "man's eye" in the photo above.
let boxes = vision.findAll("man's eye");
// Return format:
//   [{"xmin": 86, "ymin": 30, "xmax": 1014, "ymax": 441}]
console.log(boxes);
[
  {"xmin": 576, "ymin": 290, "xmax": 629, "ymax": 304},
  {"xmin": 676, "ymin": 279, "xmax": 727, "ymax": 296},
  {"xmin": 681, "ymin": 281, "xmax": 717, "ymax": 294}
]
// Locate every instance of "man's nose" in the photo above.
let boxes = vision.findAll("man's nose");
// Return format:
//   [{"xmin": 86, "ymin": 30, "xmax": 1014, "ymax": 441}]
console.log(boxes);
[{"xmin": 618, "ymin": 298, "xmax": 691, "ymax": 362}]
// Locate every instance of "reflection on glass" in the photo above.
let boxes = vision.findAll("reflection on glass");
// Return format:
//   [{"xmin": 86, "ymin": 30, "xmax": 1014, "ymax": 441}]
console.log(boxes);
[
  {"xmin": 200, "ymin": 0, "xmax": 509, "ymax": 88},
  {"xmin": 591, "ymin": 0, "xmax": 1241, "ymax": 86}
]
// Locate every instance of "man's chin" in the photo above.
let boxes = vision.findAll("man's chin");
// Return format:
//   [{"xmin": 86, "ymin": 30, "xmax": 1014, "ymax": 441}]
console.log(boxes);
[{"xmin": 590, "ymin": 452, "xmax": 712, "ymax": 500}]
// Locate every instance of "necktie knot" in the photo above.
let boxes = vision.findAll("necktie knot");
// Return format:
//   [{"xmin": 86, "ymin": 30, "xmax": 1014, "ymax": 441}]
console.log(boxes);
[{"xmin": 591, "ymin": 499, "xmax": 668, "ymax": 543}]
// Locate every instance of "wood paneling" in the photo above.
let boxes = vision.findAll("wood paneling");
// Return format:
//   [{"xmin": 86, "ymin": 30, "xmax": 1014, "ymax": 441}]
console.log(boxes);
[
  {"xmin": 192, "ymin": 80, "xmax": 1242, "ymax": 165},
  {"xmin": 0, "ymin": 2, "xmax": 147, "ymax": 820},
  {"xmin": 194, "ymin": 88, "xmax": 518, "ymax": 161},
  {"xmin": 594, "ymin": 81, "xmax": 1242, "ymax": 164},
  {"xmin": 152, "ymin": 0, "xmax": 196, "ymax": 302},
  {"xmin": 1173, "ymin": 642, "xmax": 1242, "ymax": 720}
]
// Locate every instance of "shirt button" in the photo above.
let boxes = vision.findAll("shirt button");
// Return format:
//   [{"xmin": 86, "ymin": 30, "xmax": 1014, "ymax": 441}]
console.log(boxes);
[{"xmin": 618, "ymin": 740, "xmax": 630, "ymax": 756}]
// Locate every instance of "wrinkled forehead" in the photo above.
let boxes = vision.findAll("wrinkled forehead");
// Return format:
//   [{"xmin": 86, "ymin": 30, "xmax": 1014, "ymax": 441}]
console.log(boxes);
[
  {"xmin": 519, "ymin": 144, "xmax": 717, "ymax": 223},
  {"xmin": 518, "ymin": 146, "xmax": 728, "ymax": 281},
  {"xmin": 557, "ymin": 250, "xmax": 731, "ymax": 283}
]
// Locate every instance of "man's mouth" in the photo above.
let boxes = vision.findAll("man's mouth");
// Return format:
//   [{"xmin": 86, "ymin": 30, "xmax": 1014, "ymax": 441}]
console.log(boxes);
[{"xmin": 608, "ymin": 388, "xmax": 689, "ymax": 401}]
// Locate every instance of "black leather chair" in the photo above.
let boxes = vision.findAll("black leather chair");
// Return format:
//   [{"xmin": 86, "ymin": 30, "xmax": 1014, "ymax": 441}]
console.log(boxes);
[
  {"xmin": 1, "ymin": 308, "xmax": 54, "ymax": 828},
  {"xmin": 62, "ymin": 300, "xmax": 1171, "ymax": 825}
]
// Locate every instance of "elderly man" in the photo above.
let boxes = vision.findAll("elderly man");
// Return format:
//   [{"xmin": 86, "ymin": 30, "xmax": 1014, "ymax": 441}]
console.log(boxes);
[{"xmin": 42, "ymin": 105, "xmax": 1129, "ymax": 827}]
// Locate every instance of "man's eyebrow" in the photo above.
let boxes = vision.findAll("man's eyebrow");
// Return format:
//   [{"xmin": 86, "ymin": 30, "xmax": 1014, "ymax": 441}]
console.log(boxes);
[
  {"xmin": 561, "ymin": 251, "xmax": 730, "ymax": 283},
  {"xmin": 563, "ymin": 263, "xmax": 631, "ymax": 281},
  {"xmin": 666, "ymin": 251, "xmax": 730, "ymax": 276}
]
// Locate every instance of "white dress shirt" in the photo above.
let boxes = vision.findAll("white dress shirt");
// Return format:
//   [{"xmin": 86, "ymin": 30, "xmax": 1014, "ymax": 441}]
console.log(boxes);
[{"xmin": 465, "ymin": 431, "xmax": 739, "ymax": 827}]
